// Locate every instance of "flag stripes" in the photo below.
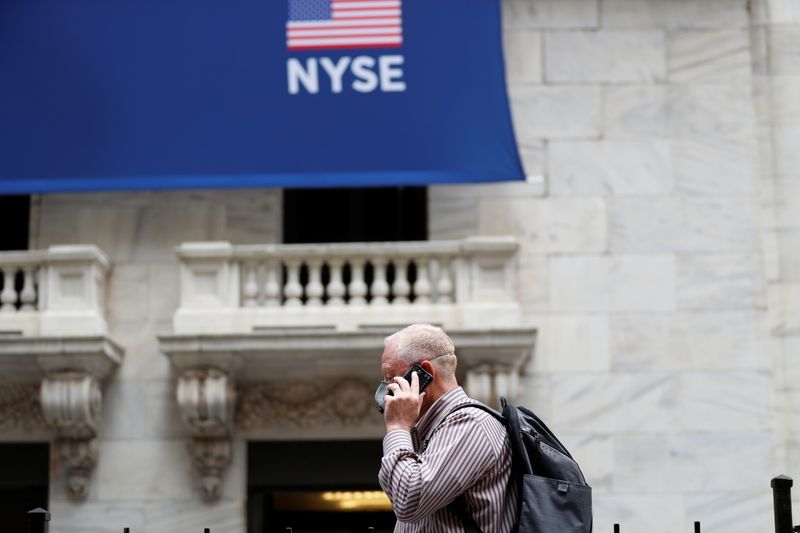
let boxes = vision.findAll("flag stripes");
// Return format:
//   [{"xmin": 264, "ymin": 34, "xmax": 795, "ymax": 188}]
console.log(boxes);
[{"xmin": 287, "ymin": 0, "xmax": 403, "ymax": 51}]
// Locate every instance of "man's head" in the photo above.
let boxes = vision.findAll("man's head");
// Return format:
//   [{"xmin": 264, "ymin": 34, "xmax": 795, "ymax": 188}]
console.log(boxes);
[{"xmin": 381, "ymin": 324, "xmax": 459, "ymax": 413}]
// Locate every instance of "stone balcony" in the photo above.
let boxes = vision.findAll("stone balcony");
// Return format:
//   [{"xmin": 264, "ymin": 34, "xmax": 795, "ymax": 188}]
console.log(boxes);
[
  {"xmin": 0, "ymin": 245, "xmax": 123, "ymax": 500},
  {"xmin": 1, "ymin": 245, "xmax": 111, "ymax": 338},
  {"xmin": 171, "ymin": 237, "xmax": 524, "ymax": 334},
  {"xmin": 160, "ymin": 237, "xmax": 536, "ymax": 499}
]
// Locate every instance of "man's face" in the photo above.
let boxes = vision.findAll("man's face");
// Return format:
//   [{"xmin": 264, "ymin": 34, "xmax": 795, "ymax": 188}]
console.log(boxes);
[{"xmin": 379, "ymin": 341, "xmax": 435, "ymax": 414}]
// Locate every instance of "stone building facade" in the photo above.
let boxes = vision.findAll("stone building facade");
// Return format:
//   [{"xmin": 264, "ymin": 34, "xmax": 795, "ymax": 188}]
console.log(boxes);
[{"xmin": 0, "ymin": 0, "xmax": 798, "ymax": 532}]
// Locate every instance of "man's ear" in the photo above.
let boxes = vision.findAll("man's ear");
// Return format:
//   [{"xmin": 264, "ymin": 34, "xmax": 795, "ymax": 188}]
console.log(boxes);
[{"xmin": 420, "ymin": 360, "xmax": 435, "ymax": 378}]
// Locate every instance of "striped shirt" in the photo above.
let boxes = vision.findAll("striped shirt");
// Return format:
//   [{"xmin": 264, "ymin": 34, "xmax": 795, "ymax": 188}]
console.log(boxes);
[{"xmin": 379, "ymin": 387, "xmax": 518, "ymax": 532}]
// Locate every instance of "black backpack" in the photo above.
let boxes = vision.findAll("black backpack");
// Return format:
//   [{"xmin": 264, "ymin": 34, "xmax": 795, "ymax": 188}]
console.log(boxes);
[{"xmin": 442, "ymin": 397, "xmax": 593, "ymax": 533}]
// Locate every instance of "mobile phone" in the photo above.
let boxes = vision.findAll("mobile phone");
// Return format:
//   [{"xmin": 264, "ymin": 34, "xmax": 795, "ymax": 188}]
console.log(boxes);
[
  {"xmin": 375, "ymin": 363, "xmax": 434, "ymax": 414},
  {"xmin": 402, "ymin": 363, "xmax": 434, "ymax": 393}
]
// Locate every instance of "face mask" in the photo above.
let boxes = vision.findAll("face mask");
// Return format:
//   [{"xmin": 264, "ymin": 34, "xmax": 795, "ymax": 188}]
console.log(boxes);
[{"xmin": 375, "ymin": 380, "xmax": 390, "ymax": 414}]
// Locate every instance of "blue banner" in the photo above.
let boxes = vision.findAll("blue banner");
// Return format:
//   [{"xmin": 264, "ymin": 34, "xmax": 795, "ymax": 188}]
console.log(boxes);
[{"xmin": 0, "ymin": 0, "xmax": 523, "ymax": 193}]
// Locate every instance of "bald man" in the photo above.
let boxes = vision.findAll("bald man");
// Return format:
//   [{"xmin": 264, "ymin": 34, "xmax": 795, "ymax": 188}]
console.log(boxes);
[{"xmin": 377, "ymin": 324, "xmax": 518, "ymax": 532}]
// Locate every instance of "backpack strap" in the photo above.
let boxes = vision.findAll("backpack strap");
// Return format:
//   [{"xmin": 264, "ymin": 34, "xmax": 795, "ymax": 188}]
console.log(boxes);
[
  {"xmin": 435, "ymin": 402, "xmax": 505, "ymax": 533},
  {"xmin": 444, "ymin": 401, "xmax": 505, "ymax": 422},
  {"xmin": 421, "ymin": 401, "xmax": 504, "ymax": 452}
]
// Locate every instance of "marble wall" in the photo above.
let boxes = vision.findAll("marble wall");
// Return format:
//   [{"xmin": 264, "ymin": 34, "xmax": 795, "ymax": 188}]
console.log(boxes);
[
  {"xmin": 751, "ymin": 0, "xmax": 800, "ymax": 518},
  {"xmin": 20, "ymin": 0, "xmax": 799, "ymax": 531},
  {"xmin": 428, "ymin": 0, "xmax": 795, "ymax": 531}
]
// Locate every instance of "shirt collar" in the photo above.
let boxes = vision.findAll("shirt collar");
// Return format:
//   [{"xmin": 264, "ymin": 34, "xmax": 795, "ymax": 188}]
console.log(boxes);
[{"xmin": 413, "ymin": 386, "xmax": 471, "ymax": 444}]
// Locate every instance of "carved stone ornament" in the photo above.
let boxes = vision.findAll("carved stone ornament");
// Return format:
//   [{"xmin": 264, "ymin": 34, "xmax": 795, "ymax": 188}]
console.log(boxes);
[
  {"xmin": 188, "ymin": 437, "xmax": 232, "ymax": 501},
  {"xmin": 236, "ymin": 378, "xmax": 374, "ymax": 429},
  {"xmin": 177, "ymin": 367, "xmax": 235, "ymax": 500},
  {"xmin": 0, "ymin": 384, "xmax": 47, "ymax": 432},
  {"xmin": 40, "ymin": 371, "xmax": 102, "ymax": 500}
]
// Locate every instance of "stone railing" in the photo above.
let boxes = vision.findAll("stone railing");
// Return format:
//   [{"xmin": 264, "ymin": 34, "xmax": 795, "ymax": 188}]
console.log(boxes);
[
  {"xmin": 0, "ymin": 245, "xmax": 110, "ymax": 336},
  {"xmin": 173, "ymin": 237, "xmax": 521, "ymax": 333}
]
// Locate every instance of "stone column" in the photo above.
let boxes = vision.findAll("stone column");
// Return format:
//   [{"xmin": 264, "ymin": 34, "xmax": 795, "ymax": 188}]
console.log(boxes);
[{"xmin": 465, "ymin": 364, "xmax": 519, "ymax": 409}]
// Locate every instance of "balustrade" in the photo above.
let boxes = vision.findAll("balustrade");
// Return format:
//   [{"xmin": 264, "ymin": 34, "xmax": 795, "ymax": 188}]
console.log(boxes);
[
  {"xmin": 0, "ymin": 246, "xmax": 110, "ymax": 336},
  {"xmin": 0, "ymin": 258, "xmax": 41, "ymax": 313},
  {"xmin": 174, "ymin": 238, "xmax": 519, "ymax": 333},
  {"xmin": 233, "ymin": 256, "xmax": 456, "ymax": 308}
]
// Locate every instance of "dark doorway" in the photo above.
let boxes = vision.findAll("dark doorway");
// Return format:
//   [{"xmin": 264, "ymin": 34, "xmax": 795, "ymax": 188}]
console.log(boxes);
[
  {"xmin": 0, "ymin": 195, "xmax": 30, "ymax": 251},
  {"xmin": 283, "ymin": 187, "xmax": 426, "ymax": 244},
  {"xmin": 0, "ymin": 443, "xmax": 49, "ymax": 533},
  {"xmin": 248, "ymin": 440, "xmax": 395, "ymax": 533}
]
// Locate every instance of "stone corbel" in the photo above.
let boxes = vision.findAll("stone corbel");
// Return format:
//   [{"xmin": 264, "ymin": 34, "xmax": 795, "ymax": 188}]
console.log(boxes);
[
  {"xmin": 177, "ymin": 367, "xmax": 235, "ymax": 500},
  {"xmin": 465, "ymin": 364, "xmax": 519, "ymax": 409},
  {"xmin": 40, "ymin": 371, "xmax": 102, "ymax": 500}
]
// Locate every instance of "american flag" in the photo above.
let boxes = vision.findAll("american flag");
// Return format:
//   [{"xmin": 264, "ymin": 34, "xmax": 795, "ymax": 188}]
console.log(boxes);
[{"xmin": 286, "ymin": 0, "xmax": 403, "ymax": 51}]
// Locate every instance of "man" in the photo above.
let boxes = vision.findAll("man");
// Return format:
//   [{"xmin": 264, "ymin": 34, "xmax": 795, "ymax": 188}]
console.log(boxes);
[{"xmin": 377, "ymin": 324, "xmax": 518, "ymax": 532}]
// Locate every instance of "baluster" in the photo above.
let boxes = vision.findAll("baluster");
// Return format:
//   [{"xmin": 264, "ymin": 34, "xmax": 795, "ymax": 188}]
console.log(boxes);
[
  {"xmin": 306, "ymin": 260, "xmax": 324, "ymax": 306},
  {"xmin": 371, "ymin": 257, "xmax": 389, "ymax": 305},
  {"xmin": 391, "ymin": 259, "xmax": 411, "ymax": 305},
  {"xmin": 263, "ymin": 261, "xmax": 280, "ymax": 307},
  {"xmin": 429, "ymin": 258, "xmax": 441, "ymax": 303},
  {"xmin": 284, "ymin": 260, "xmax": 303, "ymax": 306},
  {"xmin": 327, "ymin": 259, "xmax": 346, "ymax": 305},
  {"xmin": 0, "ymin": 267, "xmax": 18, "ymax": 312},
  {"xmin": 19, "ymin": 266, "xmax": 37, "ymax": 311},
  {"xmin": 348, "ymin": 259, "xmax": 368, "ymax": 305},
  {"xmin": 413, "ymin": 258, "xmax": 431, "ymax": 304},
  {"xmin": 242, "ymin": 262, "xmax": 259, "ymax": 307},
  {"xmin": 436, "ymin": 258, "xmax": 454, "ymax": 304}
]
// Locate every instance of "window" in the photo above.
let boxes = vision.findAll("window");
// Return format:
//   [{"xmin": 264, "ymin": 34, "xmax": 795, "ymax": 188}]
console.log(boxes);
[
  {"xmin": 0, "ymin": 195, "xmax": 30, "ymax": 251},
  {"xmin": 283, "ymin": 187, "xmax": 426, "ymax": 244},
  {"xmin": 281, "ymin": 187, "xmax": 427, "ymax": 304},
  {"xmin": 248, "ymin": 440, "xmax": 394, "ymax": 533}
]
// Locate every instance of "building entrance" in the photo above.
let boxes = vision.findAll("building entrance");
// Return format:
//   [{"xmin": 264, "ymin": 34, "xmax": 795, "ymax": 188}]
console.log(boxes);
[
  {"xmin": 0, "ymin": 443, "xmax": 49, "ymax": 533},
  {"xmin": 247, "ymin": 440, "xmax": 395, "ymax": 533}
]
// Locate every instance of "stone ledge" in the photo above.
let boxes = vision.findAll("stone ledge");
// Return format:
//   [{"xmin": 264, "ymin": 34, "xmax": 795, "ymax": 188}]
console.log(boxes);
[
  {"xmin": 159, "ymin": 327, "xmax": 537, "ymax": 383},
  {"xmin": 0, "ymin": 335, "xmax": 124, "ymax": 383}
]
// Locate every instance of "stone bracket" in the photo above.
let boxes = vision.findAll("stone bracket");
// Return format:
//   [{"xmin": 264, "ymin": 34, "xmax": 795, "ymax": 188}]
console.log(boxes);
[
  {"xmin": 40, "ymin": 371, "xmax": 102, "ymax": 499},
  {"xmin": 177, "ymin": 367, "xmax": 235, "ymax": 500}
]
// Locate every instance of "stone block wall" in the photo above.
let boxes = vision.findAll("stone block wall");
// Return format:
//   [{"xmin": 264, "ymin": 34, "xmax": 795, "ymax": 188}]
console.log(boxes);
[
  {"xmin": 429, "ymin": 0, "xmax": 797, "ymax": 530},
  {"xmin": 751, "ymin": 0, "xmax": 800, "ymax": 516}
]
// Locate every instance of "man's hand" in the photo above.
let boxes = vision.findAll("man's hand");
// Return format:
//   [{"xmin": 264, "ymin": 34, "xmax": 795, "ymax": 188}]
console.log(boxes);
[{"xmin": 383, "ymin": 371, "xmax": 425, "ymax": 433}]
